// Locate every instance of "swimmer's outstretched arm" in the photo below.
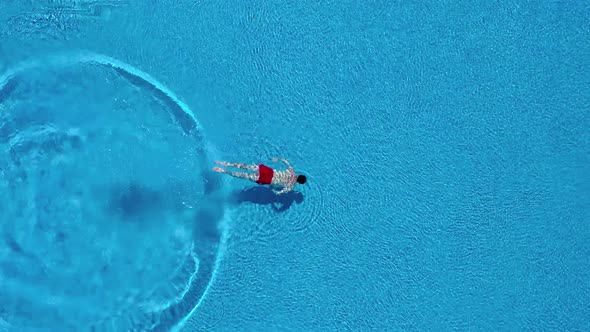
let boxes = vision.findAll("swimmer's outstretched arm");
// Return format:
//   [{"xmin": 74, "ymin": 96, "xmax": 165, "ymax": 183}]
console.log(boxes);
[
  {"xmin": 272, "ymin": 157, "xmax": 294, "ymax": 172},
  {"xmin": 273, "ymin": 187, "xmax": 290, "ymax": 195}
]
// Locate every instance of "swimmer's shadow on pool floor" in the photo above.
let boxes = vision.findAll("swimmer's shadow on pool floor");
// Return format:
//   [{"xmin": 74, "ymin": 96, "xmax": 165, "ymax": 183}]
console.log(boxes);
[{"xmin": 231, "ymin": 186, "xmax": 303, "ymax": 212}]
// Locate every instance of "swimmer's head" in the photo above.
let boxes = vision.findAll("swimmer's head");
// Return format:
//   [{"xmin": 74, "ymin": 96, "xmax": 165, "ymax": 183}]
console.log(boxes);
[{"xmin": 297, "ymin": 175, "xmax": 307, "ymax": 184}]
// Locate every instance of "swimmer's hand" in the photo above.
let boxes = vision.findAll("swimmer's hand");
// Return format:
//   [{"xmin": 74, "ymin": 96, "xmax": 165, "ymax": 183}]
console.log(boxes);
[
  {"xmin": 273, "ymin": 188, "xmax": 288, "ymax": 195},
  {"xmin": 271, "ymin": 157, "xmax": 279, "ymax": 162}
]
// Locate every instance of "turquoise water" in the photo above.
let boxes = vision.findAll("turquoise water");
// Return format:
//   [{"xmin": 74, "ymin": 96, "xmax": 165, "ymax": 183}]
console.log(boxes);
[{"xmin": 1, "ymin": 1, "xmax": 589, "ymax": 331}]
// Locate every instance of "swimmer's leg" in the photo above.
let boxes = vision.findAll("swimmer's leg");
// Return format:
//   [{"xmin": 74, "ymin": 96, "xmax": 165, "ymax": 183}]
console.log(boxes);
[
  {"xmin": 213, "ymin": 166, "xmax": 258, "ymax": 182},
  {"xmin": 213, "ymin": 167, "xmax": 227, "ymax": 173},
  {"xmin": 228, "ymin": 171, "xmax": 258, "ymax": 182},
  {"xmin": 215, "ymin": 160, "xmax": 258, "ymax": 171}
]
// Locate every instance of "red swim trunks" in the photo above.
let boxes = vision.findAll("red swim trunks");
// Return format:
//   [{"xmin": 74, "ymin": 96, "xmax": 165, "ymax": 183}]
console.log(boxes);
[{"xmin": 256, "ymin": 164, "xmax": 274, "ymax": 185}]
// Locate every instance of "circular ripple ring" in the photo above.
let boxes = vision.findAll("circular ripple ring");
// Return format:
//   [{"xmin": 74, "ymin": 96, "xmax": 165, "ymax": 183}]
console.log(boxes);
[{"xmin": 0, "ymin": 52, "xmax": 228, "ymax": 331}]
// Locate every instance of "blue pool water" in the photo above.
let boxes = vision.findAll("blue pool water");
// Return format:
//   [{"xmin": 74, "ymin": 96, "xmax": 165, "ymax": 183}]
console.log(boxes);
[{"xmin": 1, "ymin": 1, "xmax": 589, "ymax": 331}]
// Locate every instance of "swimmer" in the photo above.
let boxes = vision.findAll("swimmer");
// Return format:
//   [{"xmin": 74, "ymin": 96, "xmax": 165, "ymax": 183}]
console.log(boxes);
[{"xmin": 213, "ymin": 157, "xmax": 306, "ymax": 195}]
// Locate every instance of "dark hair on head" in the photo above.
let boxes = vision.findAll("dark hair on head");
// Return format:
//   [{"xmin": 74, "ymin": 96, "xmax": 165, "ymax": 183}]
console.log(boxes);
[{"xmin": 297, "ymin": 175, "xmax": 307, "ymax": 184}]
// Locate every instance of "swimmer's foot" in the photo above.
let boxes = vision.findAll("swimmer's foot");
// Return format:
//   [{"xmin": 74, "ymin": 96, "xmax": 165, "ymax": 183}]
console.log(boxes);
[{"xmin": 213, "ymin": 167, "xmax": 226, "ymax": 173}]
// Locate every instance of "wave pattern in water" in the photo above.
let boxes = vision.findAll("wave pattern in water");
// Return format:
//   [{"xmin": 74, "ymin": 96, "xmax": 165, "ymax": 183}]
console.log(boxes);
[{"xmin": 0, "ymin": 53, "xmax": 227, "ymax": 331}]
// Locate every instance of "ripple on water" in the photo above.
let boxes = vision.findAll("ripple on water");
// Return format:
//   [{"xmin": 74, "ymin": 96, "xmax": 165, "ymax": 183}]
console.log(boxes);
[
  {"xmin": 0, "ymin": 54, "xmax": 226, "ymax": 331},
  {"xmin": 245, "ymin": 172, "xmax": 324, "ymax": 243}
]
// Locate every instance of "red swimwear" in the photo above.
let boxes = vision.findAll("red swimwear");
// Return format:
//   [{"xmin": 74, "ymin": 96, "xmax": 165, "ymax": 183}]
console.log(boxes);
[{"xmin": 256, "ymin": 164, "xmax": 274, "ymax": 185}]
